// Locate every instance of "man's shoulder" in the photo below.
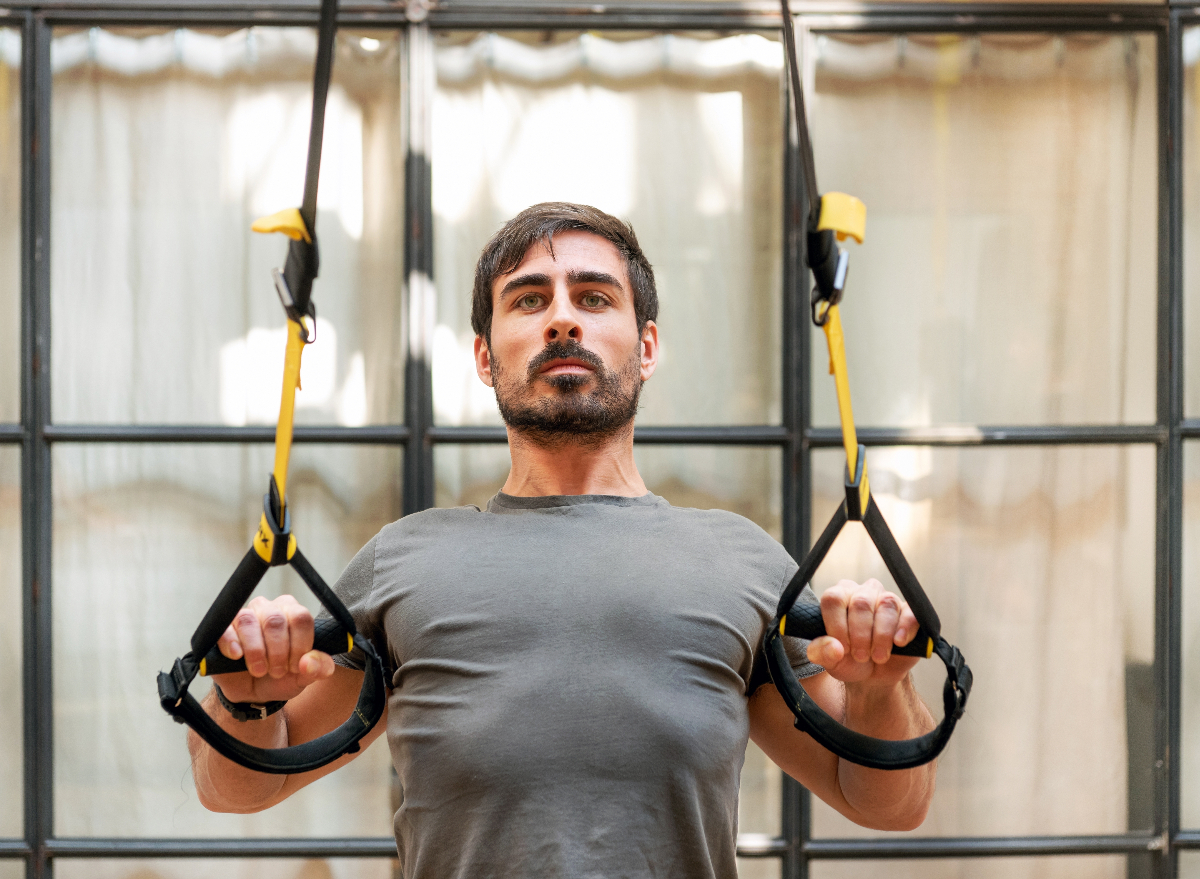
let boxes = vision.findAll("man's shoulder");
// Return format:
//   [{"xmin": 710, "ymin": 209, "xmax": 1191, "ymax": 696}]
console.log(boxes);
[{"xmin": 376, "ymin": 504, "xmax": 486, "ymax": 542}]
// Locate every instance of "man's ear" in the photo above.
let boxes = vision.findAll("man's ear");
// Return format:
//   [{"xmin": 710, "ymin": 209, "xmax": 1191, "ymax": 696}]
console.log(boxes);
[
  {"xmin": 474, "ymin": 335, "xmax": 494, "ymax": 388},
  {"xmin": 639, "ymin": 321, "xmax": 659, "ymax": 383}
]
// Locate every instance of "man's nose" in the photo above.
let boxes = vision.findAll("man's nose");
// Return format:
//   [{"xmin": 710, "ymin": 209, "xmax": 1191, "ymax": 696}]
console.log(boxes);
[{"xmin": 543, "ymin": 291, "xmax": 581, "ymax": 344}]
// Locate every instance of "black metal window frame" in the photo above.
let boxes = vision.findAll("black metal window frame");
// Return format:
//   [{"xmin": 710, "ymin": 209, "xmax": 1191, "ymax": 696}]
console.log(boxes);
[{"xmin": 0, "ymin": 1, "xmax": 1190, "ymax": 877}]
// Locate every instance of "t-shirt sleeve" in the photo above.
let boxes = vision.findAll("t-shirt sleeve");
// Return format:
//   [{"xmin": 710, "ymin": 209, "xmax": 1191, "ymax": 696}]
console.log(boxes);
[
  {"xmin": 748, "ymin": 563, "xmax": 825, "ymax": 695},
  {"xmin": 318, "ymin": 535, "xmax": 380, "ymax": 673}
]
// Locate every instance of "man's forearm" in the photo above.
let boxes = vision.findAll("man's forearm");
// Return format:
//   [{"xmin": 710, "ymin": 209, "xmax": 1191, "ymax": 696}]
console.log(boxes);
[
  {"xmin": 838, "ymin": 675, "xmax": 937, "ymax": 829},
  {"xmin": 187, "ymin": 689, "xmax": 289, "ymax": 813}
]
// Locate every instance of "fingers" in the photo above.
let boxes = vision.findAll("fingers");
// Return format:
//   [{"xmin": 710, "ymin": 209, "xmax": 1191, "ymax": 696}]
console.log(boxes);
[
  {"xmin": 820, "ymin": 579, "xmax": 911, "ymax": 667},
  {"xmin": 230, "ymin": 595, "xmax": 316, "ymax": 679}
]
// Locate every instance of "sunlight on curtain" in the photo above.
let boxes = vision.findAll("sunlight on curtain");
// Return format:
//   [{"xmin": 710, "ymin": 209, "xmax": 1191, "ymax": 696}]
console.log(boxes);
[
  {"xmin": 55, "ymin": 859, "xmax": 394, "ymax": 879},
  {"xmin": 0, "ymin": 447, "xmax": 21, "ymax": 837},
  {"xmin": 430, "ymin": 32, "xmax": 783, "ymax": 430},
  {"xmin": 809, "ymin": 445, "xmax": 1154, "ymax": 863},
  {"xmin": 0, "ymin": 28, "xmax": 18, "ymax": 424},
  {"xmin": 738, "ymin": 857, "xmax": 781, "ymax": 879},
  {"xmin": 809, "ymin": 33, "xmax": 1156, "ymax": 428},
  {"xmin": 50, "ymin": 28, "xmax": 405, "ymax": 426},
  {"xmin": 51, "ymin": 443, "xmax": 401, "ymax": 838}
]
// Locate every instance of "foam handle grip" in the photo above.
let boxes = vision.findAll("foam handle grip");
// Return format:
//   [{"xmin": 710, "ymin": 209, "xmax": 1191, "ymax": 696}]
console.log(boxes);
[
  {"xmin": 200, "ymin": 616, "xmax": 352, "ymax": 676},
  {"xmin": 783, "ymin": 601, "xmax": 933, "ymax": 659}
]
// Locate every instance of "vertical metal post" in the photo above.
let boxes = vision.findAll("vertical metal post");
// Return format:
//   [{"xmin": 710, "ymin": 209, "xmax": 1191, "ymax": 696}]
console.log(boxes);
[
  {"xmin": 21, "ymin": 13, "xmax": 51, "ymax": 879},
  {"xmin": 780, "ymin": 15, "xmax": 813, "ymax": 879},
  {"xmin": 403, "ymin": 21, "xmax": 435, "ymax": 515},
  {"xmin": 1162, "ymin": 13, "xmax": 1184, "ymax": 879}
]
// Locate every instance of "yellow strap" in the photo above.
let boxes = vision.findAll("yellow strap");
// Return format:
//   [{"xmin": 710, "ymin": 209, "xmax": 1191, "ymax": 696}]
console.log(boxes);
[
  {"xmin": 251, "ymin": 207, "xmax": 312, "ymax": 243},
  {"xmin": 817, "ymin": 192, "xmax": 866, "ymax": 244},
  {"xmin": 820, "ymin": 303, "xmax": 870, "ymax": 511},
  {"xmin": 252, "ymin": 318, "xmax": 306, "ymax": 564}
]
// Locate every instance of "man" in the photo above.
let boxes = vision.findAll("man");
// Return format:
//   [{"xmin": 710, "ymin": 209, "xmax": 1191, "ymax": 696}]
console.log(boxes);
[{"xmin": 189, "ymin": 202, "xmax": 936, "ymax": 877}]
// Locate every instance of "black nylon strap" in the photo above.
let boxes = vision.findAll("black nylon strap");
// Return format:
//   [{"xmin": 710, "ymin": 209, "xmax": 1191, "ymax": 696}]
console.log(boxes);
[
  {"xmin": 157, "ymin": 539, "xmax": 388, "ymax": 774},
  {"xmin": 765, "ymin": 487, "xmax": 973, "ymax": 770},
  {"xmin": 155, "ymin": 0, "xmax": 389, "ymax": 774}
]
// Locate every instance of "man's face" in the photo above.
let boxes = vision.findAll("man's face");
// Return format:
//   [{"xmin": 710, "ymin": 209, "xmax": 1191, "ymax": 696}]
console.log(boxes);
[{"xmin": 474, "ymin": 230, "xmax": 658, "ymax": 444}]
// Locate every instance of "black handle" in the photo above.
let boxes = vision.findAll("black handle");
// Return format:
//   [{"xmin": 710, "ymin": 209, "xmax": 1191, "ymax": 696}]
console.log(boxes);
[
  {"xmin": 200, "ymin": 616, "xmax": 352, "ymax": 677},
  {"xmin": 783, "ymin": 598, "xmax": 933, "ymax": 659}
]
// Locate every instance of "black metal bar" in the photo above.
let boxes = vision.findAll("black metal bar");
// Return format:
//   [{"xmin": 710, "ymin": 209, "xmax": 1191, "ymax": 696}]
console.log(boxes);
[
  {"xmin": 41, "ymin": 425, "xmax": 410, "ymax": 444},
  {"xmin": 1174, "ymin": 418, "xmax": 1200, "ymax": 436},
  {"xmin": 0, "ymin": 424, "xmax": 20, "ymax": 441},
  {"xmin": 0, "ymin": 1, "xmax": 1168, "ymax": 30},
  {"xmin": 44, "ymin": 838, "xmax": 400, "ymax": 858},
  {"xmin": 32, "ymin": 834, "xmax": 788, "ymax": 859},
  {"xmin": 23, "ymin": 15, "xmax": 51, "ymax": 879},
  {"xmin": 1169, "ymin": 831, "xmax": 1200, "ymax": 847},
  {"xmin": 780, "ymin": 23, "xmax": 809, "ymax": 879},
  {"xmin": 403, "ymin": 22, "xmax": 434, "ymax": 516},
  {"xmin": 808, "ymin": 424, "xmax": 1165, "ymax": 447},
  {"xmin": 0, "ymin": 842, "xmax": 31, "ymax": 858},
  {"xmin": 1162, "ymin": 12, "xmax": 1184, "ymax": 879},
  {"xmin": 804, "ymin": 834, "xmax": 1164, "ymax": 858},
  {"xmin": 425, "ymin": 425, "xmax": 791, "ymax": 445}
]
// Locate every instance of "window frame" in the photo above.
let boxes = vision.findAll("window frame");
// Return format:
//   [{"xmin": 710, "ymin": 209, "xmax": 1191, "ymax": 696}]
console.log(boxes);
[{"xmin": 0, "ymin": 2, "xmax": 1187, "ymax": 878}]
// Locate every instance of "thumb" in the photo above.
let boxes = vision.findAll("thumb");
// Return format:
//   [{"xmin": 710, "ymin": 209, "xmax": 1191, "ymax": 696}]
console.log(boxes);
[{"xmin": 806, "ymin": 635, "xmax": 845, "ymax": 669}]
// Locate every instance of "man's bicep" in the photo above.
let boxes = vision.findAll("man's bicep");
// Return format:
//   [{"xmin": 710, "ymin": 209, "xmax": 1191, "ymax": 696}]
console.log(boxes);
[
  {"xmin": 271, "ymin": 665, "xmax": 389, "ymax": 803},
  {"xmin": 747, "ymin": 671, "xmax": 861, "ymax": 821}
]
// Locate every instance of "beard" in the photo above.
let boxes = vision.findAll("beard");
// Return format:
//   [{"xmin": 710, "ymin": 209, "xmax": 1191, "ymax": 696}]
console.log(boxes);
[{"xmin": 492, "ymin": 338, "xmax": 643, "ymax": 446}]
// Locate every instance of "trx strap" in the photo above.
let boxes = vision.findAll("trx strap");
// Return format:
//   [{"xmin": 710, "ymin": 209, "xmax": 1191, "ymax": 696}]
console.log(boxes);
[
  {"xmin": 156, "ymin": 0, "xmax": 387, "ymax": 774},
  {"xmin": 763, "ymin": 1, "xmax": 972, "ymax": 770}
]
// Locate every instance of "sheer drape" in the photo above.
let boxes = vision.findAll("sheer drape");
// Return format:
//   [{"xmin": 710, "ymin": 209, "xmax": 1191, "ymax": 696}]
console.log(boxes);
[
  {"xmin": 45, "ymin": 29, "xmax": 407, "ymax": 879},
  {"xmin": 804, "ymin": 32, "xmax": 1156, "ymax": 879}
]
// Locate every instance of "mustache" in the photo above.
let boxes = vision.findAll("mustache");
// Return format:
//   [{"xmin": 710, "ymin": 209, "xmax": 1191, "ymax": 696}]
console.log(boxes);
[{"xmin": 525, "ymin": 341, "xmax": 606, "ymax": 379}]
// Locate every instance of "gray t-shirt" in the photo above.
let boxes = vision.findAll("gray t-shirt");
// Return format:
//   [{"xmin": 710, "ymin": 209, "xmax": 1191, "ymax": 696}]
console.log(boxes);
[{"xmin": 331, "ymin": 492, "xmax": 821, "ymax": 879}]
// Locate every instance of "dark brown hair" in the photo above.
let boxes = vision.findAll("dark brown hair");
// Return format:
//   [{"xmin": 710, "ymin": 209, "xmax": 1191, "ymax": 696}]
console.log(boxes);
[{"xmin": 471, "ymin": 202, "xmax": 658, "ymax": 342}]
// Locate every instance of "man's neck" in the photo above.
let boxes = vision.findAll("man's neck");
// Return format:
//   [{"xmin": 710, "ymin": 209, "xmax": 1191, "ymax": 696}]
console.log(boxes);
[{"xmin": 501, "ymin": 423, "xmax": 648, "ymax": 497}]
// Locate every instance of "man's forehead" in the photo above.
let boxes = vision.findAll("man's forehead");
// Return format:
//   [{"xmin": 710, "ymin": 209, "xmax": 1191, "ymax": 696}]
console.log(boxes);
[{"xmin": 501, "ymin": 230, "xmax": 627, "ymax": 281}]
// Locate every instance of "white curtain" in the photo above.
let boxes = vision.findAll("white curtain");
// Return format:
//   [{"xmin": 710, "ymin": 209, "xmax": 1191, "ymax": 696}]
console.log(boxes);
[
  {"xmin": 803, "ymin": 31, "xmax": 1157, "ymax": 879},
  {"xmin": 44, "ymin": 28, "xmax": 408, "ymax": 879},
  {"xmin": 0, "ymin": 28, "xmax": 21, "ymax": 842}
]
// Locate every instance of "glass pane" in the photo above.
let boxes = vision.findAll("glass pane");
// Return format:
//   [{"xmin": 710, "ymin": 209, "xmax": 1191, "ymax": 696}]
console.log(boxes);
[
  {"xmin": 809, "ymin": 445, "xmax": 1154, "ymax": 837},
  {"xmin": 0, "ymin": 447, "xmax": 20, "ymax": 836},
  {"xmin": 810, "ymin": 33, "xmax": 1156, "ymax": 427},
  {"xmin": 1173, "ymin": 440, "xmax": 1200, "ymax": 827},
  {"xmin": 1181, "ymin": 27, "xmax": 1200, "ymax": 419},
  {"xmin": 737, "ymin": 857, "xmax": 781, "ymax": 879},
  {"xmin": 811, "ymin": 856, "xmax": 1128, "ymax": 879},
  {"xmin": 434, "ymin": 442, "xmax": 782, "ymax": 835},
  {"xmin": 51, "ymin": 28, "xmax": 405, "ymax": 425},
  {"xmin": 432, "ymin": 31, "xmax": 783, "ymax": 427},
  {"xmin": 0, "ymin": 30, "xmax": 17, "ymax": 424},
  {"xmin": 0, "ymin": 863, "xmax": 22, "ymax": 879},
  {"xmin": 56, "ymin": 860, "xmax": 395, "ymax": 879},
  {"xmin": 52, "ymin": 443, "xmax": 401, "ymax": 836}
]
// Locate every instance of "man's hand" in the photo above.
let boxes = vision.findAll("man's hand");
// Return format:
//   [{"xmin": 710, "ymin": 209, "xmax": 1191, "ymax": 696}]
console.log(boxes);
[
  {"xmin": 211, "ymin": 595, "xmax": 337, "ymax": 704},
  {"xmin": 804, "ymin": 578, "xmax": 920, "ymax": 688}
]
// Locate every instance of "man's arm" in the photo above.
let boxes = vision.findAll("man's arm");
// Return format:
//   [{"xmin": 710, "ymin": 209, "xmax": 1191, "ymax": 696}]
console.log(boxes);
[
  {"xmin": 187, "ymin": 595, "xmax": 388, "ymax": 813},
  {"xmin": 748, "ymin": 579, "xmax": 936, "ymax": 831}
]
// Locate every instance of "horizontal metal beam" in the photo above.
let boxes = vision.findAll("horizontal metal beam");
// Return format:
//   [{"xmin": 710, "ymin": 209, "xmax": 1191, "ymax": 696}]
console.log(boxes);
[
  {"xmin": 427, "ymin": 424, "xmax": 792, "ymax": 445},
  {"xmin": 39, "ymin": 834, "xmax": 787, "ymax": 859},
  {"xmin": 1169, "ymin": 830, "xmax": 1200, "ymax": 847},
  {"xmin": 807, "ymin": 424, "xmax": 1166, "ymax": 447},
  {"xmin": 45, "ymin": 838, "xmax": 399, "ymax": 858},
  {"xmin": 804, "ymin": 833, "xmax": 1164, "ymax": 859},
  {"xmin": 41, "ymin": 424, "xmax": 410, "ymax": 444},
  {"xmin": 0, "ymin": 0, "xmax": 1171, "ymax": 30},
  {"xmin": 0, "ymin": 425, "xmax": 21, "ymax": 443},
  {"xmin": 0, "ymin": 840, "xmax": 31, "ymax": 857},
  {"xmin": 1177, "ymin": 418, "xmax": 1200, "ymax": 438}
]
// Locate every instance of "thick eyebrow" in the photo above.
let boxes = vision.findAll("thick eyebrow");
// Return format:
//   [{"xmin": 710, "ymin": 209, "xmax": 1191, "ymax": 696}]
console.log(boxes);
[
  {"xmin": 498, "ymin": 272, "xmax": 553, "ymax": 302},
  {"xmin": 567, "ymin": 269, "xmax": 624, "ymax": 292}
]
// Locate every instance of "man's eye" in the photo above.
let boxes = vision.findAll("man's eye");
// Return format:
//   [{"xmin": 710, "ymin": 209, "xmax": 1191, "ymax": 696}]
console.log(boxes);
[
  {"xmin": 521, "ymin": 294, "xmax": 542, "ymax": 308},
  {"xmin": 583, "ymin": 294, "xmax": 604, "ymax": 307}
]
